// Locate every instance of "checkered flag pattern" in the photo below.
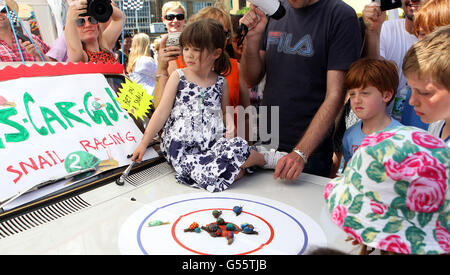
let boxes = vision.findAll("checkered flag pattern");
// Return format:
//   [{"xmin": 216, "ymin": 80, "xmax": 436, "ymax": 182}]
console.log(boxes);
[
  {"xmin": 123, "ymin": 0, "xmax": 144, "ymax": 10},
  {"xmin": 7, "ymin": 10, "xmax": 19, "ymax": 23}
]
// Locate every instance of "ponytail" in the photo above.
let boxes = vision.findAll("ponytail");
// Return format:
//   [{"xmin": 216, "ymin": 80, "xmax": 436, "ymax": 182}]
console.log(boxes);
[{"xmin": 214, "ymin": 50, "xmax": 231, "ymax": 77}]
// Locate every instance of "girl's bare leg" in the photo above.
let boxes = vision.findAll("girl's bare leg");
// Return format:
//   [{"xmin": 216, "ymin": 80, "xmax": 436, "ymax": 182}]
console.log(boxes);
[
  {"xmin": 241, "ymin": 149, "xmax": 265, "ymax": 168},
  {"xmin": 234, "ymin": 168, "xmax": 246, "ymax": 182}
]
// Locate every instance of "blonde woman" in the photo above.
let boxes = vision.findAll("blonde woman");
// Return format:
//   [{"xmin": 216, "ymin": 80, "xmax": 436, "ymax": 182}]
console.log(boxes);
[
  {"xmin": 65, "ymin": 0, "xmax": 123, "ymax": 63},
  {"xmin": 161, "ymin": 1, "xmax": 186, "ymax": 34},
  {"xmin": 127, "ymin": 33, "xmax": 157, "ymax": 96}
]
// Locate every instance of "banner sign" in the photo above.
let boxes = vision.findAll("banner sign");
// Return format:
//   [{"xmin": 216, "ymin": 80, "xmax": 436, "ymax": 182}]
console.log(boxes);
[{"xmin": 0, "ymin": 73, "xmax": 153, "ymax": 203}]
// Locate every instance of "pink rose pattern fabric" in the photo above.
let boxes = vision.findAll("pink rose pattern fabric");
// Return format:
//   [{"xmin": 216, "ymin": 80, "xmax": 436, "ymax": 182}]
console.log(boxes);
[
  {"xmin": 412, "ymin": 131, "xmax": 446, "ymax": 149},
  {"xmin": 378, "ymin": 235, "xmax": 411, "ymax": 254},
  {"xmin": 325, "ymin": 126, "xmax": 450, "ymax": 254},
  {"xmin": 360, "ymin": 132, "xmax": 395, "ymax": 148},
  {"xmin": 435, "ymin": 221, "xmax": 450, "ymax": 253},
  {"xmin": 385, "ymin": 151, "xmax": 447, "ymax": 213}
]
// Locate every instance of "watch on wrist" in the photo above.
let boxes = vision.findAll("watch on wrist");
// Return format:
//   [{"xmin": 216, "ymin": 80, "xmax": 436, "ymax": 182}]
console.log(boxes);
[{"xmin": 293, "ymin": 149, "xmax": 308, "ymax": 164}]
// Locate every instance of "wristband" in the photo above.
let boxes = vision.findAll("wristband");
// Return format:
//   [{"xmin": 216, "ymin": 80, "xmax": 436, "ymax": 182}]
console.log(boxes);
[
  {"xmin": 156, "ymin": 73, "xmax": 169, "ymax": 78},
  {"xmin": 293, "ymin": 149, "xmax": 308, "ymax": 164}
]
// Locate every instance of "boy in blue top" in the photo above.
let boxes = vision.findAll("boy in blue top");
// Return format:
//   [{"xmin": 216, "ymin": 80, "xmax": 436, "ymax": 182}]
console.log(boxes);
[{"xmin": 342, "ymin": 58, "xmax": 403, "ymax": 165}]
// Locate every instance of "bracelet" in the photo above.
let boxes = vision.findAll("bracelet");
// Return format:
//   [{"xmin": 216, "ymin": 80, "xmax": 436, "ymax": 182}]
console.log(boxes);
[
  {"xmin": 156, "ymin": 73, "xmax": 169, "ymax": 78},
  {"xmin": 293, "ymin": 149, "xmax": 308, "ymax": 164}
]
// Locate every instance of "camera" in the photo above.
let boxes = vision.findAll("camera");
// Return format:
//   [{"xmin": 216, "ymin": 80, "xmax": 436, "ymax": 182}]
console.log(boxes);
[
  {"xmin": 372, "ymin": 0, "xmax": 402, "ymax": 11},
  {"xmin": 166, "ymin": 32, "xmax": 181, "ymax": 47},
  {"xmin": 81, "ymin": 0, "xmax": 113, "ymax": 23}
]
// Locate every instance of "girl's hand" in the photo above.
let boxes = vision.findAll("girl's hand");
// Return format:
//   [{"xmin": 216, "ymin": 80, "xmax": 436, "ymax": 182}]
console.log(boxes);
[
  {"xmin": 158, "ymin": 35, "xmax": 181, "ymax": 73},
  {"xmin": 130, "ymin": 142, "xmax": 148, "ymax": 163}
]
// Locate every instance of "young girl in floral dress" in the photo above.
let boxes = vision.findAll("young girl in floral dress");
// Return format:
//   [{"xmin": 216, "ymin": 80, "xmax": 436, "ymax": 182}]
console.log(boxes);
[{"xmin": 131, "ymin": 19, "xmax": 281, "ymax": 192}]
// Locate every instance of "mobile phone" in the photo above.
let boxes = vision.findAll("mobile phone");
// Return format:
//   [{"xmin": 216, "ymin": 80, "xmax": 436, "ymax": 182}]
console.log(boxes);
[
  {"xmin": 373, "ymin": 0, "xmax": 402, "ymax": 11},
  {"xmin": 166, "ymin": 32, "xmax": 181, "ymax": 47},
  {"xmin": 13, "ymin": 27, "xmax": 31, "ymax": 43}
]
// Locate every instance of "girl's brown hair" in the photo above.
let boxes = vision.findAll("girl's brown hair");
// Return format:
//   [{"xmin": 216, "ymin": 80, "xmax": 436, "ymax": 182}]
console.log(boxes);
[
  {"xmin": 345, "ymin": 58, "xmax": 399, "ymax": 104},
  {"xmin": 180, "ymin": 18, "xmax": 231, "ymax": 76}
]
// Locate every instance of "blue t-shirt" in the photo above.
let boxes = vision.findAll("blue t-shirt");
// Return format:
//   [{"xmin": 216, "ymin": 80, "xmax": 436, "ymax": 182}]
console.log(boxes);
[
  {"xmin": 342, "ymin": 118, "xmax": 403, "ymax": 162},
  {"xmin": 260, "ymin": 0, "xmax": 362, "ymax": 153}
]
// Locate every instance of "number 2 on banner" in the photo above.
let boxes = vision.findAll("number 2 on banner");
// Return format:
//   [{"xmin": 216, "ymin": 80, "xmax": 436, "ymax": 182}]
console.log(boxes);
[{"xmin": 69, "ymin": 154, "xmax": 82, "ymax": 170}]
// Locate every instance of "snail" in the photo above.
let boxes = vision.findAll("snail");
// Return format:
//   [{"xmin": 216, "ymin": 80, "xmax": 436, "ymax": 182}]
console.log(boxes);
[
  {"xmin": 212, "ymin": 210, "xmax": 222, "ymax": 219},
  {"xmin": 226, "ymin": 231, "xmax": 234, "ymax": 245},
  {"xmin": 233, "ymin": 206, "xmax": 243, "ymax": 216},
  {"xmin": 225, "ymin": 223, "xmax": 236, "ymax": 231},
  {"xmin": 184, "ymin": 222, "xmax": 200, "ymax": 232},
  {"xmin": 241, "ymin": 223, "xmax": 258, "ymax": 235},
  {"xmin": 216, "ymin": 218, "xmax": 225, "ymax": 225}
]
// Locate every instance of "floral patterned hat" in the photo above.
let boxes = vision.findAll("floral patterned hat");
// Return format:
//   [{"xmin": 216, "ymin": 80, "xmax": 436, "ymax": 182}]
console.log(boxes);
[{"xmin": 324, "ymin": 126, "xmax": 449, "ymax": 254}]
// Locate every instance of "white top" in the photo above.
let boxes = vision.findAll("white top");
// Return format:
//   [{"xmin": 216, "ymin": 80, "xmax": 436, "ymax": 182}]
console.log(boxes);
[
  {"xmin": 380, "ymin": 19, "xmax": 418, "ymax": 91},
  {"xmin": 128, "ymin": 56, "xmax": 157, "ymax": 96},
  {"xmin": 428, "ymin": 120, "xmax": 449, "ymax": 146}
]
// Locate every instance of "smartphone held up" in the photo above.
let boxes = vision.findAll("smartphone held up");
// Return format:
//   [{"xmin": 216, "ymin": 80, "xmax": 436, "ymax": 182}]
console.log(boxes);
[{"xmin": 372, "ymin": 0, "xmax": 402, "ymax": 11}]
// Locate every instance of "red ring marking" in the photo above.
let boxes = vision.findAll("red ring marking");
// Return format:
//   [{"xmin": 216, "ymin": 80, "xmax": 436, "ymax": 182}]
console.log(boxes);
[{"xmin": 171, "ymin": 208, "xmax": 275, "ymax": 255}]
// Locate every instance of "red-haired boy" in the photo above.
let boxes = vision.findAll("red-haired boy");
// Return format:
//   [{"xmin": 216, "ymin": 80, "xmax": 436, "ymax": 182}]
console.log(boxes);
[{"xmin": 342, "ymin": 58, "xmax": 403, "ymax": 165}]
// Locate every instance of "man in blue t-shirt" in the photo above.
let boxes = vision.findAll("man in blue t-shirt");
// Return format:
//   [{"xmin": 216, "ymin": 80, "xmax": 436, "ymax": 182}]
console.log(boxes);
[{"xmin": 240, "ymin": 0, "xmax": 361, "ymax": 179}]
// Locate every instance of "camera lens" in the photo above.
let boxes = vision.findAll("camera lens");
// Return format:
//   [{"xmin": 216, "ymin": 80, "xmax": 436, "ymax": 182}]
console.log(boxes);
[
  {"xmin": 95, "ymin": 5, "xmax": 106, "ymax": 14},
  {"xmin": 88, "ymin": 0, "xmax": 113, "ymax": 23}
]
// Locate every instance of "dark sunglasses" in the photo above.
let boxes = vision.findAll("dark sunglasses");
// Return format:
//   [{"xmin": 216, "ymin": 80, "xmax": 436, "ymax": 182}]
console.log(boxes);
[
  {"xmin": 224, "ymin": 31, "xmax": 231, "ymax": 39},
  {"xmin": 164, "ymin": 13, "xmax": 185, "ymax": 21},
  {"xmin": 76, "ymin": 16, "xmax": 99, "ymax": 27},
  {"xmin": 1, "ymin": 7, "xmax": 7, "ymax": 13}
]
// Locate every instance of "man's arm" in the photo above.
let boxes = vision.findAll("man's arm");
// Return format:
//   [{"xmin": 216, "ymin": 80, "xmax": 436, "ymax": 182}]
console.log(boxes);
[
  {"xmin": 239, "ymin": 4, "xmax": 267, "ymax": 87},
  {"xmin": 274, "ymin": 70, "xmax": 346, "ymax": 180}
]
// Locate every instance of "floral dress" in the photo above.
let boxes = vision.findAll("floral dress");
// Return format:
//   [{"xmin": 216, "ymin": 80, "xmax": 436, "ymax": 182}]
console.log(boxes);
[{"xmin": 160, "ymin": 69, "xmax": 250, "ymax": 192}]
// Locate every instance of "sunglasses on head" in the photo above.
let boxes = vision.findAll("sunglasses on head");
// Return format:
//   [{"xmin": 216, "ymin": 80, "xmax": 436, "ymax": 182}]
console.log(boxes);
[
  {"xmin": 164, "ymin": 13, "xmax": 185, "ymax": 21},
  {"xmin": 76, "ymin": 16, "xmax": 99, "ymax": 27}
]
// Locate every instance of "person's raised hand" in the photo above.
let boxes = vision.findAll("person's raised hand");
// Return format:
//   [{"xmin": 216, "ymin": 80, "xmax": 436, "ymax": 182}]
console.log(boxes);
[
  {"xmin": 66, "ymin": 0, "xmax": 88, "ymax": 23},
  {"xmin": 238, "ymin": 4, "xmax": 268, "ymax": 40},
  {"xmin": 362, "ymin": 2, "xmax": 386, "ymax": 33},
  {"xmin": 157, "ymin": 35, "xmax": 181, "ymax": 73}
]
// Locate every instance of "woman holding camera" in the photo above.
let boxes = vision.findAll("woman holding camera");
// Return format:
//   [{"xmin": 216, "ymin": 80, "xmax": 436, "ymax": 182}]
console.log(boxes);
[{"xmin": 65, "ymin": 0, "xmax": 123, "ymax": 63}]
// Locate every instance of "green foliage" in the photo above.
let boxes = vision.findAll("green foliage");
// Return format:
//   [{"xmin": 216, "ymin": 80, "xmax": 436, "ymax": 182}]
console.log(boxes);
[{"xmin": 236, "ymin": 7, "xmax": 249, "ymax": 15}]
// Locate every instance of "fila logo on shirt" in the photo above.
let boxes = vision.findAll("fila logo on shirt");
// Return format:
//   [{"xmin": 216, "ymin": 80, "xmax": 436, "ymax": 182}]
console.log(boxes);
[{"xmin": 267, "ymin": 31, "xmax": 314, "ymax": 57}]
